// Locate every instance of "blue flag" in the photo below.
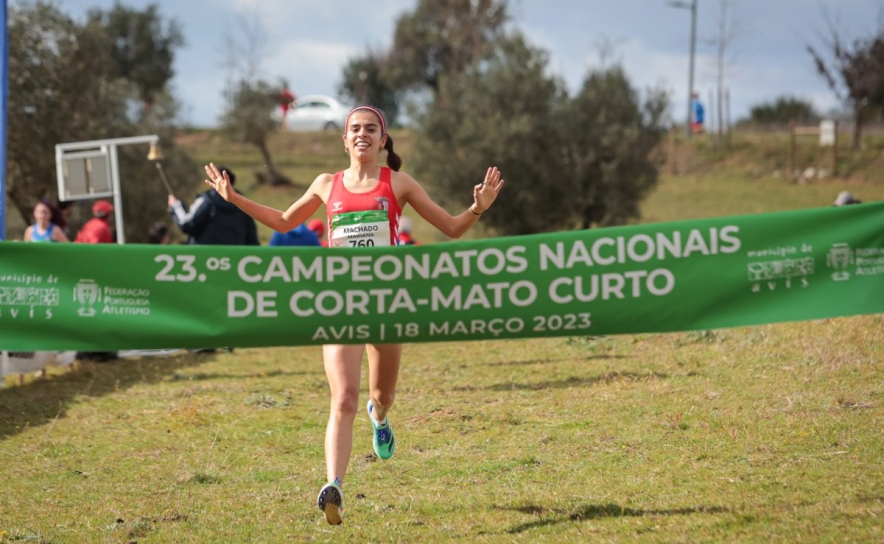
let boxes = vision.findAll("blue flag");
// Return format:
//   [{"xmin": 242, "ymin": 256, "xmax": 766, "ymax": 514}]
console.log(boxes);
[{"xmin": 0, "ymin": 0, "xmax": 8, "ymax": 241}]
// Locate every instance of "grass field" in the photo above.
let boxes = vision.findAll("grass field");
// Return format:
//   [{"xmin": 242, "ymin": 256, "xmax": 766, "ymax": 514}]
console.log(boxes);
[{"xmin": 1, "ymin": 129, "xmax": 883, "ymax": 542}]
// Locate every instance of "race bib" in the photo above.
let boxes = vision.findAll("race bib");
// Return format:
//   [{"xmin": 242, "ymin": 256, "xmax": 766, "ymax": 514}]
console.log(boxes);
[{"xmin": 331, "ymin": 210, "xmax": 391, "ymax": 247}]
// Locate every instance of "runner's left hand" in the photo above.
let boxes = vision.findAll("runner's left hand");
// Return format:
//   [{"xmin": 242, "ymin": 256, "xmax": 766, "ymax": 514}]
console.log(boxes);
[{"xmin": 472, "ymin": 167, "xmax": 505, "ymax": 214}]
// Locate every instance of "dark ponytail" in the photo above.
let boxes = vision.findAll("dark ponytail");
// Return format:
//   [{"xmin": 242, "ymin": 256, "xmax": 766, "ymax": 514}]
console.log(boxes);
[{"xmin": 384, "ymin": 135, "xmax": 403, "ymax": 172}]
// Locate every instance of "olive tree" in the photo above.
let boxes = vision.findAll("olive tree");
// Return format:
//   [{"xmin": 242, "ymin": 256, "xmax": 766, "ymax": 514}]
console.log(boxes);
[
  {"xmin": 412, "ymin": 34, "xmax": 668, "ymax": 235},
  {"xmin": 338, "ymin": 51, "xmax": 401, "ymax": 126},
  {"xmin": 807, "ymin": 17, "xmax": 884, "ymax": 149},
  {"xmin": 338, "ymin": 0, "xmax": 510, "ymax": 124},
  {"xmin": 219, "ymin": 11, "xmax": 291, "ymax": 187},
  {"xmin": 5, "ymin": 1, "xmax": 196, "ymax": 241},
  {"xmin": 220, "ymin": 79, "xmax": 292, "ymax": 187},
  {"xmin": 411, "ymin": 34, "xmax": 570, "ymax": 235},
  {"xmin": 387, "ymin": 0, "xmax": 509, "ymax": 94},
  {"xmin": 85, "ymin": 3, "xmax": 184, "ymax": 110},
  {"xmin": 558, "ymin": 67, "xmax": 669, "ymax": 228},
  {"xmin": 6, "ymin": 2, "xmax": 128, "ymax": 224}
]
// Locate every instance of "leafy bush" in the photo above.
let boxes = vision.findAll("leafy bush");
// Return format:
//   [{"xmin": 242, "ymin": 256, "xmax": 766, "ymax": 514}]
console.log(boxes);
[
  {"xmin": 412, "ymin": 34, "xmax": 668, "ymax": 234},
  {"xmin": 745, "ymin": 96, "xmax": 818, "ymax": 125}
]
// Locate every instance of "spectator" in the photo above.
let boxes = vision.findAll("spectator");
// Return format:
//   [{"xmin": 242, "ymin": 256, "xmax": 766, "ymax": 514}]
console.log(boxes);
[
  {"xmin": 691, "ymin": 92, "xmax": 705, "ymax": 135},
  {"xmin": 307, "ymin": 218, "xmax": 328, "ymax": 246},
  {"xmin": 397, "ymin": 216, "xmax": 419, "ymax": 245},
  {"xmin": 72, "ymin": 200, "xmax": 118, "ymax": 361},
  {"xmin": 833, "ymin": 191, "xmax": 861, "ymax": 206},
  {"xmin": 24, "ymin": 200, "xmax": 69, "ymax": 243},
  {"xmin": 49, "ymin": 199, "xmax": 73, "ymax": 237},
  {"xmin": 74, "ymin": 200, "xmax": 115, "ymax": 244},
  {"xmin": 148, "ymin": 222, "xmax": 171, "ymax": 244},
  {"xmin": 167, "ymin": 166, "xmax": 259, "ymax": 246},
  {"xmin": 279, "ymin": 88, "xmax": 297, "ymax": 129},
  {"xmin": 18, "ymin": 202, "xmax": 72, "ymax": 380},
  {"xmin": 269, "ymin": 223, "xmax": 321, "ymax": 247}
]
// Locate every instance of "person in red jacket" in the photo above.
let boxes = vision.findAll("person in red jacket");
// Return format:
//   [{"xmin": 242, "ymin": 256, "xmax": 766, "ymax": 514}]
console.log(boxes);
[
  {"xmin": 307, "ymin": 218, "xmax": 328, "ymax": 246},
  {"xmin": 74, "ymin": 200, "xmax": 115, "ymax": 244},
  {"xmin": 397, "ymin": 216, "xmax": 419, "ymax": 245},
  {"xmin": 279, "ymin": 89, "xmax": 297, "ymax": 129},
  {"xmin": 73, "ymin": 199, "xmax": 118, "ymax": 362}
]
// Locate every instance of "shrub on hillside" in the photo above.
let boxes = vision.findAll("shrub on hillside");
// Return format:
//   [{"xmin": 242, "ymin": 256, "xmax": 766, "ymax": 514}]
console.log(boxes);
[{"xmin": 743, "ymin": 96, "xmax": 819, "ymax": 127}]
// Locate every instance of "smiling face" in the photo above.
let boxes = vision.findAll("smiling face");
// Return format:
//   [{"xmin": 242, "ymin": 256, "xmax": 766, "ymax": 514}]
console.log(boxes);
[
  {"xmin": 33, "ymin": 202, "xmax": 52, "ymax": 227},
  {"xmin": 343, "ymin": 110, "xmax": 387, "ymax": 163}
]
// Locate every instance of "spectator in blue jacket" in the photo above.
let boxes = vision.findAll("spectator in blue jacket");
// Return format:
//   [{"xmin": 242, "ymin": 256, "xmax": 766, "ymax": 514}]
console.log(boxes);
[
  {"xmin": 168, "ymin": 166, "xmax": 259, "ymax": 245},
  {"xmin": 691, "ymin": 93, "xmax": 705, "ymax": 135},
  {"xmin": 269, "ymin": 223, "xmax": 321, "ymax": 247}
]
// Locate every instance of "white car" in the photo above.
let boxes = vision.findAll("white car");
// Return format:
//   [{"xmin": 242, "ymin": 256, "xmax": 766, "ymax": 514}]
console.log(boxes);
[{"xmin": 283, "ymin": 95, "xmax": 353, "ymax": 132}]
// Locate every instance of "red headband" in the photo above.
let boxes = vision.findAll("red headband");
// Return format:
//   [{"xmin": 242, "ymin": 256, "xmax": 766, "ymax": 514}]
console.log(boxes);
[{"xmin": 344, "ymin": 105, "xmax": 386, "ymax": 135}]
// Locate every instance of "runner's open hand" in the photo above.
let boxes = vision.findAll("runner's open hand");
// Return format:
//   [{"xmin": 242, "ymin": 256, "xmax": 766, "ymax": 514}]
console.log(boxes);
[
  {"xmin": 204, "ymin": 163, "xmax": 234, "ymax": 202},
  {"xmin": 472, "ymin": 167, "xmax": 505, "ymax": 214}
]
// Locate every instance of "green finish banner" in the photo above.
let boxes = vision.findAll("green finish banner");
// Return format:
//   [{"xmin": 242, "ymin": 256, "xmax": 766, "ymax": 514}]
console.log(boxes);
[{"xmin": 2, "ymin": 203, "xmax": 883, "ymax": 351}]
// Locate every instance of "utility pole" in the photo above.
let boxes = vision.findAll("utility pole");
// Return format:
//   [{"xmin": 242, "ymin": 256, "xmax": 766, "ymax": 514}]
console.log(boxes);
[{"xmin": 669, "ymin": 0, "xmax": 698, "ymax": 139}]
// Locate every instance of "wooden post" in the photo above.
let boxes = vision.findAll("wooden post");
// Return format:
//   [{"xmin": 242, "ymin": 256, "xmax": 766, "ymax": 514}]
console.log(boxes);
[
  {"xmin": 708, "ymin": 88, "xmax": 715, "ymax": 145},
  {"xmin": 725, "ymin": 87, "xmax": 732, "ymax": 149},
  {"xmin": 669, "ymin": 129, "xmax": 677, "ymax": 175},
  {"xmin": 832, "ymin": 120, "xmax": 838, "ymax": 177},
  {"xmin": 789, "ymin": 121, "xmax": 796, "ymax": 180}
]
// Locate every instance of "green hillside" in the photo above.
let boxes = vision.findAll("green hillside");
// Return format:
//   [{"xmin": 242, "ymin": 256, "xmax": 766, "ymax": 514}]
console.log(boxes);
[
  {"xmin": 171, "ymin": 128, "xmax": 884, "ymax": 245},
  {"xmin": 5, "ymin": 127, "xmax": 883, "ymax": 240}
]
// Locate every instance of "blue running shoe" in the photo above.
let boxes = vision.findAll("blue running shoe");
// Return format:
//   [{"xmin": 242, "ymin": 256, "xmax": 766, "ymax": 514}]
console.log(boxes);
[
  {"xmin": 367, "ymin": 399, "xmax": 395, "ymax": 460},
  {"xmin": 317, "ymin": 481, "xmax": 343, "ymax": 525}
]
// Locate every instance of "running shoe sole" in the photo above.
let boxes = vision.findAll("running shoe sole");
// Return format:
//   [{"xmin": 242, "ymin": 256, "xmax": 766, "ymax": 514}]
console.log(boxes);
[{"xmin": 317, "ymin": 483, "xmax": 343, "ymax": 525}]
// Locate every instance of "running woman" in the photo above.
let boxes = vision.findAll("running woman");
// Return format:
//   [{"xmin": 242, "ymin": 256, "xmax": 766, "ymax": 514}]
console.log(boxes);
[{"xmin": 203, "ymin": 105, "xmax": 504, "ymax": 525}]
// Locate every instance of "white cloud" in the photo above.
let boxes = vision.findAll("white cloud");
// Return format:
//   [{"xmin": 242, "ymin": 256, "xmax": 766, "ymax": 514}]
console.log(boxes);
[
  {"xmin": 267, "ymin": 40, "xmax": 359, "ymax": 96},
  {"xmin": 225, "ymin": 0, "xmax": 414, "ymax": 44}
]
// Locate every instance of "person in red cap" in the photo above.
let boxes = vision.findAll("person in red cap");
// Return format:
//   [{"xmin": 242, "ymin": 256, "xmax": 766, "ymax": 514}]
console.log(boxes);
[
  {"xmin": 279, "ymin": 89, "xmax": 297, "ymax": 129},
  {"xmin": 307, "ymin": 218, "xmax": 328, "ymax": 246},
  {"xmin": 397, "ymin": 216, "xmax": 419, "ymax": 245},
  {"xmin": 74, "ymin": 200, "xmax": 115, "ymax": 243},
  {"xmin": 74, "ymin": 199, "xmax": 120, "ymax": 362}
]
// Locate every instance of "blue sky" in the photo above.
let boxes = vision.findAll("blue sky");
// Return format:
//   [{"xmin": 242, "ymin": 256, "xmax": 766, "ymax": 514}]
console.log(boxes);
[{"xmin": 54, "ymin": 0, "xmax": 884, "ymax": 127}]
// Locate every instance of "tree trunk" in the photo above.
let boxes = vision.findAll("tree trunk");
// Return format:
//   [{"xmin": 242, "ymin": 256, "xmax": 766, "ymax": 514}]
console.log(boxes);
[
  {"xmin": 852, "ymin": 104, "xmax": 863, "ymax": 151},
  {"xmin": 717, "ymin": 85, "xmax": 724, "ymax": 148},
  {"xmin": 256, "ymin": 139, "xmax": 292, "ymax": 187},
  {"xmin": 7, "ymin": 176, "xmax": 35, "ymax": 228}
]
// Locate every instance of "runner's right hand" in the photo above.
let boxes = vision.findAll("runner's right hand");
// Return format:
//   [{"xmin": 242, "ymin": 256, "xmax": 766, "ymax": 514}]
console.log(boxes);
[{"xmin": 204, "ymin": 163, "xmax": 233, "ymax": 202}]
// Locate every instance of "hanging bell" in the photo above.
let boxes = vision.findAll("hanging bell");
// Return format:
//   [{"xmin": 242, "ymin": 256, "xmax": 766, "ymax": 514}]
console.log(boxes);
[{"xmin": 147, "ymin": 143, "xmax": 164, "ymax": 161}]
